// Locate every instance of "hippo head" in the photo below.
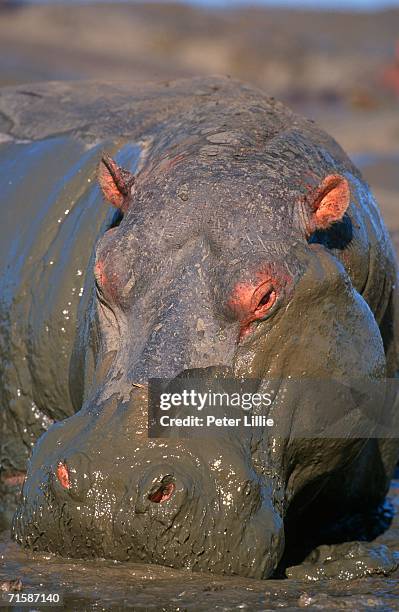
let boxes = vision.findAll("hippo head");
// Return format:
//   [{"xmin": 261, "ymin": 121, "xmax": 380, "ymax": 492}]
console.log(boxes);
[{"xmin": 13, "ymin": 131, "xmax": 386, "ymax": 578}]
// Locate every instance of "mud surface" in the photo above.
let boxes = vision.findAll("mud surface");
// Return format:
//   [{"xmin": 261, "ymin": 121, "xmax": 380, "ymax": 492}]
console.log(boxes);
[{"xmin": 0, "ymin": 477, "xmax": 398, "ymax": 609}]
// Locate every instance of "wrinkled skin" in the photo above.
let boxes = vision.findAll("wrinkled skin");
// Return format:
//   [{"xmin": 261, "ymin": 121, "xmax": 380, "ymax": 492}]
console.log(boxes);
[{"xmin": 0, "ymin": 77, "xmax": 398, "ymax": 578}]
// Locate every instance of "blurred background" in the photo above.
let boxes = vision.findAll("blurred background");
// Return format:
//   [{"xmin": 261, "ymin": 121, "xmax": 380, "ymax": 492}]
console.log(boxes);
[{"xmin": 0, "ymin": 0, "xmax": 398, "ymax": 250}]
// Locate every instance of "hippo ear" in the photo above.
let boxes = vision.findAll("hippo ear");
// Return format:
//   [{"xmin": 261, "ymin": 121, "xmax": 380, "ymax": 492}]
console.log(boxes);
[
  {"xmin": 98, "ymin": 153, "xmax": 135, "ymax": 212},
  {"xmin": 308, "ymin": 174, "xmax": 350, "ymax": 233}
]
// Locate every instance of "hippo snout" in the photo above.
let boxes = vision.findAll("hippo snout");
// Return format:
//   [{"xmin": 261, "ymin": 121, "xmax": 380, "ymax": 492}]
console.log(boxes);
[{"xmin": 13, "ymin": 401, "xmax": 284, "ymax": 579}]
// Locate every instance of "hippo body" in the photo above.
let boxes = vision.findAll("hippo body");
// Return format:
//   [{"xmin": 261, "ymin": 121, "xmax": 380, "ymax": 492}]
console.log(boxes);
[{"xmin": 0, "ymin": 77, "xmax": 398, "ymax": 578}]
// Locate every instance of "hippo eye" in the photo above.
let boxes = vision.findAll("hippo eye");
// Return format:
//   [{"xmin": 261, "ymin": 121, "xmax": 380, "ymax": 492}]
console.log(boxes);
[
  {"xmin": 253, "ymin": 287, "xmax": 276, "ymax": 319},
  {"xmin": 148, "ymin": 476, "xmax": 175, "ymax": 503},
  {"xmin": 229, "ymin": 279, "xmax": 279, "ymax": 341}
]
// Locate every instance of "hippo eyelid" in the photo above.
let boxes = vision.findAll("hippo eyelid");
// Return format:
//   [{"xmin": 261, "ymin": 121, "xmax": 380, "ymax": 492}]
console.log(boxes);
[
  {"xmin": 250, "ymin": 285, "xmax": 281, "ymax": 324},
  {"xmin": 238, "ymin": 290, "xmax": 282, "ymax": 342},
  {"xmin": 253, "ymin": 297, "xmax": 281, "ymax": 327},
  {"xmin": 253, "ymin": 287, "xmax": 277, "ymax": 317}
]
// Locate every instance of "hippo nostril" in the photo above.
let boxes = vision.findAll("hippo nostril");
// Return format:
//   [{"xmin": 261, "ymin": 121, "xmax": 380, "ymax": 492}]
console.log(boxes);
[
  {"xmin": 148, "ymin": 476, "xmax": 175, "ymax": 503},
  {"xmin": 56, "ymin": 462, "xmax": 71, "ymax": 490}
]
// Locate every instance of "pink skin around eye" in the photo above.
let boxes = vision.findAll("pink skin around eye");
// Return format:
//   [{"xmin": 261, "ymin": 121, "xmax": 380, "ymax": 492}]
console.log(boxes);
[
  {"xmin": 94, "ymin": 260, "xmax": 107, "ymax": 287},
  {"xmin": 94, "ymin": 259, "xmax": 120, "ymax": 301},
  {"xmin": 229, "ymin": 277, "xmax": 277, "ymax": 340}
]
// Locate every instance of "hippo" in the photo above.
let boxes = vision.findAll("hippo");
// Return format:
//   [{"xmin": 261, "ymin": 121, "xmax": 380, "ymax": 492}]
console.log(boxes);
[{"xmin": 0, "ymin": 77, "xmax": 398, "ymax": 579}]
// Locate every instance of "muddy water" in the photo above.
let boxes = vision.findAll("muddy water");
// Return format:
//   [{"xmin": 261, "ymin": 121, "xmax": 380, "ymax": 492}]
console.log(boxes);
[{"xmin": 0, "ymin": 151, "xmax": 398, "ymax": 609}]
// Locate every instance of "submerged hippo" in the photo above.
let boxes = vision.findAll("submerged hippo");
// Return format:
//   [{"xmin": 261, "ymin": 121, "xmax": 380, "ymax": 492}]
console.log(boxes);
[{"xmin": 0, "ymin": 77, "xmax": 398, "ymax": 578}]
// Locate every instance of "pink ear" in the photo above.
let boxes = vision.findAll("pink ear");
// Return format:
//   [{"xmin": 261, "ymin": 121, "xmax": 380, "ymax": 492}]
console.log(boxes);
[
  {"xmin": 310, "ymin": 174, "xmax": 350, "ymax": 232},
  {"xmin": 98, "ymin": 153, "xmax": 135, "ymax": 212}
]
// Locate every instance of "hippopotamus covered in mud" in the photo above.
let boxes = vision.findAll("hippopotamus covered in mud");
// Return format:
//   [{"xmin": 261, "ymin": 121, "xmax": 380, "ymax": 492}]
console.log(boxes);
[{"xmin": 0, "ymin": 77, "xmax": 398, "ymax": 579}]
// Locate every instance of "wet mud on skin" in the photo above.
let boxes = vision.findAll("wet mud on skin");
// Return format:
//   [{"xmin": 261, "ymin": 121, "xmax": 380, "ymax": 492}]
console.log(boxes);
[{"xmin": 0, "ymin": 479, "xmax": 399, "ymax": 610}]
